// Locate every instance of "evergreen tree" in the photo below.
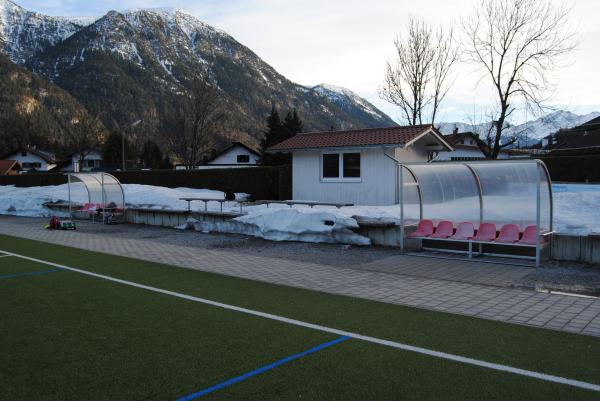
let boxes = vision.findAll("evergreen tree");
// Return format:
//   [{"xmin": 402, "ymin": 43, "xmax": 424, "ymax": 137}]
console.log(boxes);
[
  {"xmin": 260, "ymin": 107, "xmax": 283, "ymax": 150},
  {"xmin": 102, "ymin": 131, "xmax": 135, "ymax": 169},
  {"xmin": 140, "ymin": 140, "xmax": 163, "ymax": 169},
  {"xmin": 260, "ymin": 107, "xmax": 303, "ymax": 166},
  {"xmin": 283, "ymin": 108, "xmax": 303, "ymax": 136}
]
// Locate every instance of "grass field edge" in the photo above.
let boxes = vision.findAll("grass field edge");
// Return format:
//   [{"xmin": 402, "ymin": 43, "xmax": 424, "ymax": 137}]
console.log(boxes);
[{"xmin": 3, "ymin": 248, "xmax": 600, "ymax": 394}]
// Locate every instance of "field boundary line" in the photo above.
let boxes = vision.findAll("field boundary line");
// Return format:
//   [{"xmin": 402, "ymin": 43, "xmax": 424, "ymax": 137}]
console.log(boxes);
[
  {"xmin": 0, "ymin": 267, "xmax": 64, "ymax": 280},
  {"xmin": 3, "ymin": 249, "xmax": 599, "ymax": 393},
  {"xmin": 175, "ymin": 336, "xmax": 350, "ymax": 401}
]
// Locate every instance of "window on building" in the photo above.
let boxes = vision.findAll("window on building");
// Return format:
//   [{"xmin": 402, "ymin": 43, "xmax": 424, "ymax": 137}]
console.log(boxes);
[
  {"xmin": 343, "ymin": 153, "xmax": 361, "ymax": 178},
  {"xmin": 22, "ymin": 162, "xmax": 41, "ymax": 168},
  {"xmin": 21, "ymin": 151, "xmax": 27, "ymax": 157},
  {"xmin": 322, "ymin": 152, "xmax": 361, "ymax": 181},
  {"xmin": 87, "ymin": 160, "xmax": 96, "ymax": 168},
  {"xmin": 237, "ymin": 154, "xmax": 250, "ymax": 163},
  {"xmin": 322, "ymin": 153, "xmax": 339, "ymax": 178}
]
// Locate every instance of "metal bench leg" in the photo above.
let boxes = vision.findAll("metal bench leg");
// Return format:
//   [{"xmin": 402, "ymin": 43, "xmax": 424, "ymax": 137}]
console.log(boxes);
[
  {"xmin": 204, "ymin": 202, "xmax": 208, "ymax": 212},
  {"xmin": 468, "ymin": 241, "xmax": 472, "ymax": 259}
]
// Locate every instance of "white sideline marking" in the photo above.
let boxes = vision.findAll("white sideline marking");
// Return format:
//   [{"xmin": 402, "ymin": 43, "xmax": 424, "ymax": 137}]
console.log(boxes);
[
  {"xmin": 3, "ymin": 249, "xmax": 599, "ymax": 393},
  {"xmin": 0, "ymin": 255, "xmax": 13, "ymax": 258}
]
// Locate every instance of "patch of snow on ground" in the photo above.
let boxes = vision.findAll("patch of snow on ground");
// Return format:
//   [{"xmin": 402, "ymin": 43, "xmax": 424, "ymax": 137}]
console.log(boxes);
[
  {"xmin": 233, "ymin": 208, "xmax": 370, "ymax": 245},
  {"xmin": 1, "ymin": 183, "xmax": 599, "ymax": 241}
]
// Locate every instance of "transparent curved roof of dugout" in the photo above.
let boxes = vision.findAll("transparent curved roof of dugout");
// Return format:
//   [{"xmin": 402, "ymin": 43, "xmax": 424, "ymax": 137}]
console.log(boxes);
[
  {"xmin": 69, "ymin": 173, "xmax": 125, "ymax": 209},
  {"xmin": 400, "ymin": 160, "xmax": 552, "ymax": 232}
]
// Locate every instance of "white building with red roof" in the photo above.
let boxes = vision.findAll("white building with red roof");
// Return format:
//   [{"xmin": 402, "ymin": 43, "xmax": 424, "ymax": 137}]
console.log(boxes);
[
  {"xmin": 268, "ymin": 125, "xmax": 453, "ymax": 205},
  {"xmin": 1, "ymin": 147, "xmax": 58, "ymax": 172}
]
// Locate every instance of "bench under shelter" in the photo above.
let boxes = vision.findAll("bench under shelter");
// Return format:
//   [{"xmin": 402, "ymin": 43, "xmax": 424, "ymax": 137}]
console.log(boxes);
[
  {"xmin": 67, "ymin": 173, "xmax": 126, "ymax": 224},
  {"xmin": 397, "ymin": 160, "xmax": 553, "ymax": 266}
]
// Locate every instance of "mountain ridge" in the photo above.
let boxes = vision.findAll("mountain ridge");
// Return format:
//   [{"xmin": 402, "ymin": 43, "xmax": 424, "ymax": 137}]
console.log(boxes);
[
  {"xmin": 1, "ymin": 2, "xmax": 395, "ymax": 147},
  {"xmin": 438, "ymin": 111, "xmax": 600, "ymax": 146}
]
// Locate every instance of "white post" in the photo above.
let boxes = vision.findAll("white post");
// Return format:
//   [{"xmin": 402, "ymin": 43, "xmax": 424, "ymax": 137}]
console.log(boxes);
[
  {"xmin": 68, "ymin": 174, "xmax": 71, "ymax": 218},
  {"xmin": 101, "ymin": 173, "xmax": 106, "ymax": 224},
  {"xmin": 400, "ymin": 165, "xmax": 405, "ymax": 254},
  {"xmin": 536, "ymin": 177, "xmax": 541, "ymax": 268}
]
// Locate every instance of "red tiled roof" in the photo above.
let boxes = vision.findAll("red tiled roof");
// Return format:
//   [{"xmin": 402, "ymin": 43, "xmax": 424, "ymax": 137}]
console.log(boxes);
[
  {"xmin": 267, "ymin": 125, "xmax": 443, "ymax": 151},
  {"xmin": 0, "ymin": 160, "xmax": 21, "ymax": 175}
]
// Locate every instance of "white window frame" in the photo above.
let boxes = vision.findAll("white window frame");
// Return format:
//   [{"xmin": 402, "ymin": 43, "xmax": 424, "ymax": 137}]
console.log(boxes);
[{"xmin": 320, "ymin": 150, "xmax": 362, "ymax": 183}]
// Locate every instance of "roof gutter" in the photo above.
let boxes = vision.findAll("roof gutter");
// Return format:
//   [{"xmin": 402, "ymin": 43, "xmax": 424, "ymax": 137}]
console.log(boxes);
[{"xmin": 266, "ymin": 143, "xmax": 405, "ymax": 154}]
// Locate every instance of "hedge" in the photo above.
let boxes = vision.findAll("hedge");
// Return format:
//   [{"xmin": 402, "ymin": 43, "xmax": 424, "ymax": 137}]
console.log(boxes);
[{"xmin": 0, "ymin": 166, "xmax": 293, "ymax": 201}]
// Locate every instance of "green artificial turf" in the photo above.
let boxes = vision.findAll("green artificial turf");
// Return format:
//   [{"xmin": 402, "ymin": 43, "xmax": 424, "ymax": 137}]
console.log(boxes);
[{"xmin": 0, "ymin": 234, "xmax": 599, "ymax": 400}]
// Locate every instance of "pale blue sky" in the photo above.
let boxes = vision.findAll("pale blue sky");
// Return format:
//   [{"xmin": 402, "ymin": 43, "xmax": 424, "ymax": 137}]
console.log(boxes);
[{"xmin": 16, "ymin": 0, "xmax": 600, "ymax": 123}]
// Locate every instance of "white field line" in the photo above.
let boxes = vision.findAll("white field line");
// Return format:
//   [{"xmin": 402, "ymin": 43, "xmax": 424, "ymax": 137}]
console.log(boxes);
[
  {"xmin": 3, "ymin": 249, "xmax": 599, "ymax": 393},
  {"xmin": 0, "ymin": 255, "xmax": 13, "ymax": 258}
]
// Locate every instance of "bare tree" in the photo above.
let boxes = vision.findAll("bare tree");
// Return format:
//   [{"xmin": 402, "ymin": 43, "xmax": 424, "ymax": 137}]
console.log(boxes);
[
  {"xmin": 463, "ymin": 0, "xmax": 576, "ymax": 158},
  {"xmin": 166, "ymin": 79, "xmax": 226, "ymax": 170},
  {"xmin": 67, "ymin": 113, "xmax": 105, "ymax": 171},
  {"xmin": 380, "ymin": 16, "xmax": 459, "ymax": 126}
]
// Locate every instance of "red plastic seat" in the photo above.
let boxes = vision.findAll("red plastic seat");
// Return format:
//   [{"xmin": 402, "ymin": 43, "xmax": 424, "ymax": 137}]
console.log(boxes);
[
  {"xmin": 496, "ymin": 224, "xmax": 521, "ymax": 244},
  {"xmin": 472, "ymin": 223, "xmax": 497, "ymax": 242},
  {"xmin": 430, "ymin": 221, "xmax": 454, "ymax": 239},
  {"xmin": 82, "ymin": 203, "xmax": 103, "ymax": 211},
  {"xmin": 409, "ymin": 220, "xmax": 434, "ymax": 238},
  {"xmin": 451, "ymin": 222, "xmax": 475, "ymax": 240},
  {"xmin": 519, "ymin": 225, "xmax": 541, "ymax": 245}
]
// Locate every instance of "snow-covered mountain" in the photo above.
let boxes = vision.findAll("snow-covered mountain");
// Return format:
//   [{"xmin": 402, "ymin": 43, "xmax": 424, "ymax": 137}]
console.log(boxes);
[
  {"xmin": 438, "ymin": 111, "xmax": 600, "ymax": 146},
  {"xmin": 0, "ymin": 0, "xmax": 96, "ymax": 63},
  {"xmin": 0, "ymin": 3, "xmax": 394, "ymax": 140},
  {"xmin": 311, "ymin": 84, "xmax": 393, "ymax": 127}
]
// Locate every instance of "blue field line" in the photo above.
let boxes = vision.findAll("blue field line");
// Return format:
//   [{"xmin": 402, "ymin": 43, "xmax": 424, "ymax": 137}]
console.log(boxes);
[
  {"xmin": 175, "ymin": 336, "xmax": 350, "ymax": 401},
  {"xmin": 0, "ymin": 268, "xmax": 64, "ymax": 280}
]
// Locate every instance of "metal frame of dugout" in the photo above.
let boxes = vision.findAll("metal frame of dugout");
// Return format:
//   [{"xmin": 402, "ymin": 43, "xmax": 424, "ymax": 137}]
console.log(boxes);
[
  {"xmin": 397, "ymin": 159, "xmax": 554, "ymax": 267},
  {"xmin": 67, "ymin": 173, "xmax": 126, "ymax": 224}
]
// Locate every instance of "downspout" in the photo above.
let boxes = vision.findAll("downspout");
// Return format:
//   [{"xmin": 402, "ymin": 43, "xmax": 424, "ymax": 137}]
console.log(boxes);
[{"xmin": 384, "ymin": 148, "xmax": 400, "ymax": 204}]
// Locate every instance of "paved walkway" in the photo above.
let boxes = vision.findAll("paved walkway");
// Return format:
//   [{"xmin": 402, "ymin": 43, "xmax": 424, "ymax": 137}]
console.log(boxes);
[{"xmin": 1, "ymin": 220, "xmax": 599, "ymax": 337}]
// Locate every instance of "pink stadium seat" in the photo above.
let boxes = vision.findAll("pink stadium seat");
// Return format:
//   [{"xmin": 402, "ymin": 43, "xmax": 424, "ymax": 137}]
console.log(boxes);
[
  {"xmin": 409, "ymin": 220, "xmax": 434, "ymax": 238},
  {"xmin": 430, "ymin": 221, "xmax": 454, "ymax": 239},
  {"xmin": 472, "ymin": 223, "xmax": 497, "ymax": 242},
  {"xmin": 496, "ymin": 224, "xmax": 521, "ymax": 244},
  {"xmin": 451, "ymin": 222, "xmax": 475, "ymax": 240},
  {"xmin": 519, "ymin": 225, "xmax": 540, "ymax": 245},
  {"xmin": 81, "ymin": 203, "xmax": 103, "ymax": 212}
]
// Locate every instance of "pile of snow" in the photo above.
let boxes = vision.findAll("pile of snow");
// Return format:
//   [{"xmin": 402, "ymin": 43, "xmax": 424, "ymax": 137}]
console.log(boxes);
[
  {"xmin": 178, "ymin": 208, "xmax": 371, "ymax": 245},
  {"xmin": 0, "ymin": 183, "xmax": 247, "ymax": 217},
  {"xmin": 1, "ymin": 183, "xmax": 600, "ymax": 242},
  {"xmin": 552, "ymin": 184, "xmax": 600, "ymax": 235},
  {"xmin": 233, "ymin": 208, "xmax": 370, "ymax": 245},
  {"xmin": 0, "ymin": 183, "xmax": 87, "ymax": 217}
]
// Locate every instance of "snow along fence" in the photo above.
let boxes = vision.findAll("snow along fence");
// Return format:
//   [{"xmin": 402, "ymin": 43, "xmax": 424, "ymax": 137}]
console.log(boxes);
[{"xmin": 0, "ymin": 165, "xmax": 293, "ymax": 201}]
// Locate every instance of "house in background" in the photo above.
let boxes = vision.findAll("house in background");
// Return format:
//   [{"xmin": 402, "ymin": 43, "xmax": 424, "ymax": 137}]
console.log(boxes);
[
  {"xmin": 435, "ymin": 130, "xmax": 530, "ymax": 161},
  {"xmin": 0, "ymin": 160, "xmax": 22, "ymax": 175},
  {"xmin": 68, "ymin": 150, "xmax": 103, "ymax": 172},
  {"xmin": 538, "ymin": 116, "xmax": 600, "ymax": 152},
  {"xmin": 268, "ymin": 125, "xmax": 453, "ymax": 205},
  {"xmin": 1, "ymin": 147, "xmax": 58, "ymax": 172},
  {"xmin": 434, "ymin": 131, "xmax": 498, "ymax": 161},
  {"xmin": 198, "ymin": 142, "xmax": 261, "ymax": 170}
]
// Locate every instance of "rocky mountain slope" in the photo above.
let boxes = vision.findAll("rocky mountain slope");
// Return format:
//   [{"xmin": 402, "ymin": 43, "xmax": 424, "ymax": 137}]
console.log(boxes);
[
  {"xmin": 0, "ymin": 52, "xmax": 105, "ymax": 153},
  {"xmin": 0, "ymin": 0, "xmax": 95, "ymax": 63},
  {"xmin": 1, "ymin": 2, "xmax": 395, "ymax": 146}
]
